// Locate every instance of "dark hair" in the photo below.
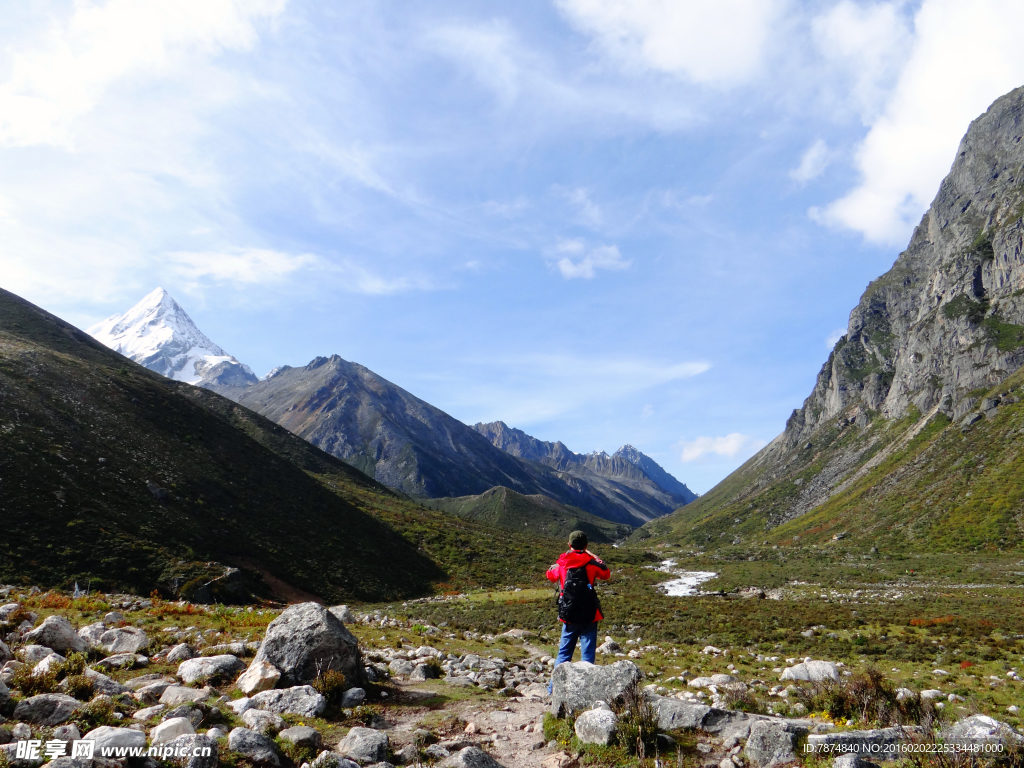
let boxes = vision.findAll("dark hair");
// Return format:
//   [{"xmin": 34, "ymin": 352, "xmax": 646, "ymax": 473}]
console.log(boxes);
[{"xmin": 569, "ymin": 530, "xmax": 588, "ymax": 550}]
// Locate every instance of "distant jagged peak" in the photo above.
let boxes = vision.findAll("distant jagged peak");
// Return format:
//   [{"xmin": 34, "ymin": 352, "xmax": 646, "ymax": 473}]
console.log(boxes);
[{"xmin": 87, "ymin": 287, "xmax": 255, "ymax": 386}]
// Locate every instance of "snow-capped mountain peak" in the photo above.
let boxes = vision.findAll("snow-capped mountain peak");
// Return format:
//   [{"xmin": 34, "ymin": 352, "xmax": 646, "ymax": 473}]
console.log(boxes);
[{"xmin": 88, "ymin": 287, "xmax": 255, "ymax": 386}]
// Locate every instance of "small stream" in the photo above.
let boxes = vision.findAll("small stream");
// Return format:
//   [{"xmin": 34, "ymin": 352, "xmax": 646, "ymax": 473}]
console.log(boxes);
[{"xmin": 654, "ymin": 558, "xmax": 718, "ymax": 596}]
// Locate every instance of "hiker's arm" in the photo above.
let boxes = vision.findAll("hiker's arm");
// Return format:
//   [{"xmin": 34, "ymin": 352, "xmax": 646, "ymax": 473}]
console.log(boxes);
[
  {"xmin": 590, "ymin": 560, "xmax": 611, "ymax": 581},
  {"xmin": 545, "ymin": 564, "xmax": 560, "ymax": 582}
]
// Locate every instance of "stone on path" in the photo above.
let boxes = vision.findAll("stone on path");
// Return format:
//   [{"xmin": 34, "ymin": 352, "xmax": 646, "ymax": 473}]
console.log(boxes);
[
  {"xmin": 337, "ymin": 727, "xmax": 389, "ymax": 765},
  {"xmin": 439, "ymin": 746, "xmax": 508, "ymax": 768},
  {"xmin": 249, "ymin": 686, "xmax": 326, "ymax": 718},
  {"xmin": 573, "ymin": 709, "xmax": 617, "ymax": 745},
  {"xmin": 744, "ymin": 720, "xmax": 808, "ymax": 767},
  {"xmin": 549, "ymin": 661, "xmax": 643, "ymax": 717}
]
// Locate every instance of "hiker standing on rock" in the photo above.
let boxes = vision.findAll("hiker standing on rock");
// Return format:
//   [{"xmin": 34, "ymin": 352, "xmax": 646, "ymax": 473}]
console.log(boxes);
[{"xmin": 546, "ymin": 530, "xmax": 610, "ymax": 692}]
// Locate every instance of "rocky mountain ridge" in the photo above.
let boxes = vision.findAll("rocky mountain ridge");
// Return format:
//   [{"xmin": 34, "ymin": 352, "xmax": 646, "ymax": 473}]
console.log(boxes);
[
  {"xmin": 639, "ymin": 85, "xmax": 1024, "ymax": 551},
  {"xmin": 87, "ymin": 291, "xmax": 692, "ymax": 526}
]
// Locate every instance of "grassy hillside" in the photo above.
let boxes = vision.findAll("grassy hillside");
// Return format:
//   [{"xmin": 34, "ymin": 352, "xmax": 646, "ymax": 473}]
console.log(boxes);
[
  {"xmin": 634, "ymin": 370, "xmax": 1024, "ymax": 554},
  {"xmin": 422, "ymin": 486, "xmax": 633, "ymax": 544},
  {"xmin": 0, "ymin": 287, "xmax": 560, "ymax": 602}
]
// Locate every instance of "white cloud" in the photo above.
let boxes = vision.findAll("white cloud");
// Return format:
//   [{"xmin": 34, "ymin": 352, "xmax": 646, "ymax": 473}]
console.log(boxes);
[
  {"xmin": 551, "ymin": 239, "xmax": 630, "ymax": 279},
  {"xmin": 825, "ymin": 327, "xmax": 847, "ymax": 348},
  {"xmin": 811, "ymin": 1, "xmax": 912, "ymax": 121},
  {"xmin": 814, "ymin": 0, "xmax": 1024, "ymax": 245},
  {"xmin": 0, "ymin": 0, "xmax": 286, "ymax": 148},
  {"xmin": 564, "ymin": 187, "xmax": 603, "ymax": 226},
  {"xmin": 168, "ymin": 247, "xmax": 434, "ymax": 296},
  {"xmin": 555, "ymin": 0, "xmax": 784, "ymax": 86},
  {"xmin": 168, "ymin": 248, "xmax": 320, "ymax": 285},
  {"xmin": 678, "ymin": 433, "xmax": 766, "ymax": 463},
  {"xmin": 789, "ymin": 139, "xmax": 833, "ymax": 184},
  {"xmin": 641, "ymin": 404, "xmax": 655, "ymax": 420}
]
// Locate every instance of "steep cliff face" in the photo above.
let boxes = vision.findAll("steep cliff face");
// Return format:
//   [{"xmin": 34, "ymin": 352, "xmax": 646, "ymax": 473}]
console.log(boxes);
[
  {"xmin": 789, "ymin": 86, "xmax": 1024, "ymax": 442},
  {"xmin": 638, "ymin": 86, "xmax": 1024, "ymax": 552}
]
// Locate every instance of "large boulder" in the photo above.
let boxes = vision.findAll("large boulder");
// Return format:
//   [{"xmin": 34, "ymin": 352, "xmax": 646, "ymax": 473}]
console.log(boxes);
[
  {"xmin": 13, "ymin": 694, "xmax": 81, "ymax": 725},
  {"xmin": 177, "ymin": 655, "xmax": 245, "ymax": 684},
  {"xmin": 24, "ymin": 617, "xmax": 85, "ymax": 654},
  {"xmin": 237, "ymin": 660, "xmax": 281, "ymax": 695},
  {"xmin": 780, "ymin": 660, "xmax": 839, "ymax": 683},
  {"xmin": 649, "ymin": 696, "xmax": 751, "ymax": 734},
  {"xmin": 251, "ymin": 603, "xmax": 365, "ymax": 688},
  {"xmin": 745, "ymin": 720, "xmax": 808, "ymax": 768},
  {"xmin": 98, "ymin": 627, "xmax": 149, "ymax": 655},
  {"xmin": 249, "ymin": 685, "xmax": 326, "ymax": 717},
  {"xmin": 228, "ymin": 727, "xmax": 280, "ymax": 766},
  {"xmin": 941, "ymin": 715, "xmax": 1023, "ymax": 749},
  {"xmin": 439, "ymin": 747, "xmax": 508, "ymax": 768},
  {"xmin": 550, "ymin": 661, "xmax": 642, "ymax": 717},
  {"xmin": 78, "ymin": 623, "xmax": 107, "ymax": 648},
  {"xmin": 574, "ymin": 709, "xmax": 617, "ymax": 745},
  {"xmin": 337, "ymin": 727, "xmax": 389, "ymax": 765},
  {"xmin": 161, "ymin": 734, "xmax": 218, "ymax": 768}
]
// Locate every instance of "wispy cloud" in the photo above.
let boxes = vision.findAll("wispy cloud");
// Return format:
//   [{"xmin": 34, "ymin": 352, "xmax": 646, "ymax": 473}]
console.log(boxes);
[
  {"xmin": 169, "ymin": 248, "xmax": 320, "ymax": 285},
  {"xmin": 789, "ymin": 139, "xmax": 833, "ymax": 184},
  {"xmin": 550, "ymin": 239, "xmax": 630, "ymax": 279},
  {"xmin": 678, "ymin": 433, "xmax": 766, "ymax": 463}
]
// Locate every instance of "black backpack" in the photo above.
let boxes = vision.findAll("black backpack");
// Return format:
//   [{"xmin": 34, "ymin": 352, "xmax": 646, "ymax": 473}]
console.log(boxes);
[{"xmin": 558, "ymin": 559, "xmax": 601, "ymax": 624}]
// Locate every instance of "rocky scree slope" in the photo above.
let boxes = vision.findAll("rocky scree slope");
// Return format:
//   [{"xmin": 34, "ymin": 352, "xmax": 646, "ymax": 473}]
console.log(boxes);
[
  {"xmin": 0, "ymin": 287, "xmax": 564, "ymax": 599},
  {"xmin": 209, "ymin": 357, "xmax": 655, "ymax": 525},
  {"xmin": 474, "ymin": 420, "xmax": 696, "ymax": 521},
  {"xmin": 638, "ymin": 85, "xmax": 1024, "ymax": 552}
]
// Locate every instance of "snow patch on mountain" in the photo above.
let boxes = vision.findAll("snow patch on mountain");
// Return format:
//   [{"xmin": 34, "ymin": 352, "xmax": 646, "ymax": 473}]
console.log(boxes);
[{"xmin": 87, "ymin": 287, "xmax": 255, "ymax": 385}]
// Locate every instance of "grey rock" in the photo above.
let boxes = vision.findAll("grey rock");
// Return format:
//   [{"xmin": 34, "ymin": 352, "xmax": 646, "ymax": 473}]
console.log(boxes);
[
  {"xmin": 84, "ymin": 725, "xmax": 148, "ymax": 752},
  {"xmin": 0, "ymin": 743, "xmax": 43, "ymax": 768},
  {"xmin": 160, "ymin": 685, "xmax": 212, "ymax": 706},
  {"xmin": 162, "ymin": 734, "xmax": 218, "ymax": 768},
  {"xmin": 78, "ymin": 622, "xmax": 108, "ymax": 647},
  {"xmin": 409, "ymin": 664, "xmax": 439, "ymax": 682},
  {"xmin": 340, "ymin": 687, "xmax": 366, "ymax": 708},
  {"xmin": 279, "ymin": 726, "xmax": 323, "ymax": 751},
  {"xmin": 13, "ymin": 694, "xmax": 81, "ymax": 725},
  {"xmin": 388, "ymin": 660, "xmax": 414, "ymax": 678},
  {"xmin": 310, "ymin": 751, "xmax": 360, "ymax": 768},
  {"xmin": 12, "ymin": 724, "xmax": 31, "ymax": 740},
  {"xmin": 94, "ymin": 652, "xmax": 148, "ymax": 670},
  {"xmin": 251, "ymin": 603, "xmax": 366, "ymax": 688},
  {"xmin": 649, "ymin": 696, "xmax": 750, "ymax": 734},
  {"xmin": 780, "ymin": 660, "xmax": 839, "ymax": 683},
  {"xmin": 124, "ymin": 673, "xmax": 171, "ymax": 691},
  {"xmin": 329, "ymin": 606, "xmax": 356, "ymax": 624},
  {"xmin": 177, "ymin": 654, "xmax": 245, "ymax": 684},
  {"xmin": 166, "ymin": 644, "xmax": 196, "ymax": 664},
  {"xmin": 242, "ymin": 709, "xmax": 286, "ymax": 735},
  {"xmin": 18, "ymin": 645, "xmax": 56, "ymax": 664},
  {"xmin": 438, "ymin": 746, "xmax": 507, "ymax": 768},
  {"xmin": 249, "ymin": 685, "xmax": 326, "ymax": 717},
  {"xmin": 51, "ymin": 724, "xmax": 81, "ymax": 742},
  {"xmin": 424, "ymin": 745, "xmax": 450, "ymax": 759},
  {"xmin": 133, "ymin": 705, "xmax": 167, "ymax": 721},
  {"xmin": 807, "ymin": 727, "xmax": 914, "ymax": 762},
  {"xmin": 0, "ymin": 639, "xmax": 10, "ymax": 665},
  {"xmin": 163, "ymin": 705, "xmax": 205, "ymax": 727},
  {"xmin": 941, "ymin": 714, "xmax": 1022, "ymax": 748},
  {"xmin": 573, "ymin": 709, "xmax": 617, "ymax": 745},
  {"xmin": 392, "ymin": 744, "xmax": 418, "ymax": 764},
  {"xmin": 833, "ymin": 757, "xmax": 882, "ymax": 768},
  {"xmin": 134, "ymin": 680, "xmax": 175, "ymax": 704},
  {"xmin": 337, "ymin": 727, "xmax": 389, "ymax": 765},
  {"xmin": 151, "ymin": 717, "xmax": 196, "ymax": 745},
  {"xmin": 229, "ymin": 728, "xmax": 281, "ymax": 766},
  {"xmin": 99, "ymin": 627, "xmax": 149, "ymax": 655},
  {"xmin": 24, "ymin": 616, "xmax": 86, "ymax": 654},
  {"xmin": 550, "ymin": 660, "xmax": 643, "ymax": 717},
  {"xmin": 745, "ymin": 720, "xmax": 808, "ymax": 767},
  {"xmin": 81, "ymin": 667, "xmax": 129, "ymax": 696}
]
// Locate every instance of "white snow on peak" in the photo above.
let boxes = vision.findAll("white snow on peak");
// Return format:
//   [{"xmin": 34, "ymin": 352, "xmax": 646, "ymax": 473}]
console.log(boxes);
[{"xmin": 87, "ymin": 287, "xmax": 254, "ymax": 385}]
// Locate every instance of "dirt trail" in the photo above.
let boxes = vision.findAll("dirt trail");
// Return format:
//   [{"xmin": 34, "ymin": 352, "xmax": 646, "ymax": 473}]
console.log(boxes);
[{"xmin": 387, "ymin": 680, "xmax": 556, "ymax": 767}]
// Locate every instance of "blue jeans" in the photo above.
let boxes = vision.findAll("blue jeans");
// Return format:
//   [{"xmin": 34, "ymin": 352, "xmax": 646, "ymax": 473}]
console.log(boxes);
[{"xmin": 548, "ymin": 621, "xmax": 598, "ymax": 693}]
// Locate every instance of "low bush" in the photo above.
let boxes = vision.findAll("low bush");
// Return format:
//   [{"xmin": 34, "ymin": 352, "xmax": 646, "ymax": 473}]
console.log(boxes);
[
  {"xmin": 807, "ymin": 668, "xmax": 929, "ymax": 727},
  {"xmin": 613, "ymin": 680, "xmax": 659, "ymax": 757},
  {"xmin": 312, "ymin": 669, "xmax": 347, "ymax": 705}
]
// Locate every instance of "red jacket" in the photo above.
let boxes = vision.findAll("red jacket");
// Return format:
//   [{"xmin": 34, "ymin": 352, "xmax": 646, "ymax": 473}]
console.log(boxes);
[{"xmin": 546, "ymin": 550, "xmax": 611, "ymax": 623}]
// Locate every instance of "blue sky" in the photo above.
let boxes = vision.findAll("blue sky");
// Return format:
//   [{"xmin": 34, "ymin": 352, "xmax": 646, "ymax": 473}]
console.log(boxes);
[{"xmin": 5, "ymin": 0, "xmax": 1024, "ymax": 493}]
